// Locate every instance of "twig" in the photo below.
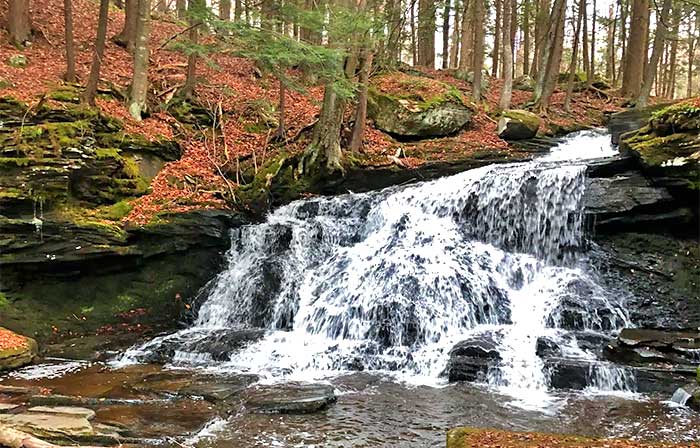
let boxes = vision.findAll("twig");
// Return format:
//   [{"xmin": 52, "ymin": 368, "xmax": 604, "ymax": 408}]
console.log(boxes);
[{"xmin": 157, "ymin": 23, "xmax": 204, "ymax": 50}]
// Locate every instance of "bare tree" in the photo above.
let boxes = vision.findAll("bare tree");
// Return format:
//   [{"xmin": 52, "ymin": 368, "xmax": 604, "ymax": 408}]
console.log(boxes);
[
  {"xmin": 83, "ymin": 0, "xmax": 110, "ymax": 106},
  {"xmin": 64, "ymin": 0, "xmax": 76, "ymax": 82},
  {"xmin": 532, "ymin": 0, "xmax": 566, "ymax": 112},
  {"xmin": 637, "ymin": 0, "xmax": 672, "ymax": 108},
  {"xmin": 564, "ymin": 0, "xmax": 584, "ymax": 111},
  {"xmin": 621, "ymin": 0, "xmax": 649, "ymax": 97},
  {"xmin": 129, "ymin": 0, "xmax": 152, "ymax": 120},
  {"xmin": 499, "ymin": 0, "xmax": 513, "ymax": 109},
  {"xmin": 8, "ymin": 0, "xmax": 32, "ymax": 46},
  {"xmin": 471, "ymin": 0, "xmax": 485, "ymax": 100}
]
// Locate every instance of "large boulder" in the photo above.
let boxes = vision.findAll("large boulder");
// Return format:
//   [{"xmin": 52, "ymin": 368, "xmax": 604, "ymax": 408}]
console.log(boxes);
[
  {"xmin": 497, "ymin": 109, "xmax": 541, "ymax": 140},
  {"xmin": 619, "ymin": 99, "xmax": 700, "ymax": 193},
  {"xmin": 444, "ymin": 331, "xmax": 502, "ymax": 382},
  {"xmin": 513, "ymin": 74, "xmax": 536, "ymax": 91},
  {"xmin": 454, "ymin": 69, "xmax": 490, "ymax": 92},
  {"xmin": 368, "ymin": 72, "xmax": 473, "ymax": 138},
  {"xmin": 0, "ymin": 327, "xmax": 37, "ymax": 371}
]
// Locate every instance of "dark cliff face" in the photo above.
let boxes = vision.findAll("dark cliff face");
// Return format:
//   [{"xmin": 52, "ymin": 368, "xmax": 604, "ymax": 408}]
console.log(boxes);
[{"xmin": 0, "ymin": 97, "xmax": 245, "ymax": 341}]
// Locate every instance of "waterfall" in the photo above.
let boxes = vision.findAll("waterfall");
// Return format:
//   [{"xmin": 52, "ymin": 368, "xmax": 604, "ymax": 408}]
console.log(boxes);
[{"xmin": 120, "ymin": 129, "xmax": 633, "ymax": 401}]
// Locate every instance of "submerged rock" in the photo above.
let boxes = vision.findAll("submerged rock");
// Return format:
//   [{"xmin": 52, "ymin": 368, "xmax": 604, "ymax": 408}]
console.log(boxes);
[
  {"xmin": 497, "ymin": 109, "xmax": 541, "ymax": 140},
  {"xmin": 243, "ymin": 383, "xmax": 337, "ymax": 414}
]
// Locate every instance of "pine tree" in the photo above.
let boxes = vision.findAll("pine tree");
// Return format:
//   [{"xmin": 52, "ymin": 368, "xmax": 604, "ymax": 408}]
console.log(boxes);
[
  {"xmin": 621, "ymin": 0, "xmax": 649, "ymax": 97},
  {"xmin": 637, "ymin": 0, "xmax": 672, "ymax": 108}
]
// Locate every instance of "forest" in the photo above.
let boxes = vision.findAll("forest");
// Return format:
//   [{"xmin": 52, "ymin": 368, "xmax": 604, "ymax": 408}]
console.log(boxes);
[{"xmin": 0, "ymin": 0, "xmax": 699, "ymax": 446}]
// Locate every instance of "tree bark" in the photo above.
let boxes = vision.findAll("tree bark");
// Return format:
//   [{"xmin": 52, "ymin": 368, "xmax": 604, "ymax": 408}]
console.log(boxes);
[
  {"xmin": 273, "ymin": 78, "xmax": 286, "ymax": 141},
  {"xmin": 177, "ymin": 0, "xmax": 187, "ymax": 18},
  {"xmin": 417, "ymin": 0, "xmax": 436, "ymax": 67},
  {"xmin": 636, "ymin": 0, "xmax": 671, "ymax": 108},
  {"xmin": 8, "ymin": 0, "xmax": 32, "ymax": 46},
  {"xmin": 129, "ymin": 0, "xmax": 151, "ymax": 120},
  {"xmin": 617, "ymin": 0, "xmax": 628, "ymax": 86},
  {"xmin": 182, "ymin": 0, "xmax": 203, "ymax": 99},
  {"xmin": 115, "ymin": 0, "xmax": 138, "ymax": 51},
  {"xmin": 532, "ymin": 0, "xmax": 566, "ymax": 112},
  {"xmin": 523, "ymin": 0, "xmax": 531, "ymax": 75},
  {"xmin": 582, "ymin": 0, "xmax": 589, "ymax": 76},
  {"xmin": 350, "ymin": 52, "xmax": 373, "ymax": 152},
  {"xmin": 687, "ymin": 11, "xmax": 697, "ymax": 98},
  {"xmin": 621, "ymin": 0, "xmax": 649, "ymax": 97},
  {"xmin": 410, "ymin": 0, "xmax": 418, "ymax": 64},
  {"xmin": 666, "ymin": 2, "xmax": 679, "ymax": 99},
  {"xmin": 449, "ymin": 2, "xmax": 461, "ymax": 67},
  {"xmin": 492, "ymin": 0, "xmax": 501, "ymax": 77},
  {"xmin": 301, "ymin": 85, "xmax": 345, "ymax": 175},
  {"xmin": 471, "ymin": 0, "xmax": 485, "ymax": 100},
  {"xmin": 441, "ymin": 0, "xmax": 451, "ymax": 68},
  {"xmin": 458, "ymin": 0, "xmax": 473, "ymax": 70},
  {"xmin": 531, "ymin": 0, "xmax": 550, "ymax": 77},
  {"xmin": 499, "ymin": 0, "xmax": 513, "ymax": 109},
  {"xmin": 64, "ymin": 0, "xmax": 76, "ymax": 82},
  {"xmin": 234, "ymin": 0, "xmax": 242, "ymax": 20},
  {"xmin": 605, "ymin": 3, "xmax": 615, "ymax": 82},
  {"xmin": 564, "ymin": 0, "xmax": 583, "ymax": 111},
  {"xmin": 83, "ymin": 0, "xmax": 110, "ymax": 106},
  {"xmin": 588, "ymin": 0, "xmax": 596, "ymax": 85},
  {"xmin": 220, "ymin": 0, "xmax": 231, "ymax": 20}
]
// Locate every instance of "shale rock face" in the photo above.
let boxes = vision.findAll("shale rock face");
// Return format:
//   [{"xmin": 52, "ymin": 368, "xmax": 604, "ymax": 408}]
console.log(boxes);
[
  {"xmin": 368, "ymin": 73, "xmax": 472, "ymax": 138},
  {"xmin": 618, "ymin": 99, "xmax": 700, "ymax": 194}
]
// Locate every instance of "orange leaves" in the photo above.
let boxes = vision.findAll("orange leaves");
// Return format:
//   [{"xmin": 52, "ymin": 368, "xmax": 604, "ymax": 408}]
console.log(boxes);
[{"xmin": 0, "ymin": 327, "xmax": 29, "ymax": 351}]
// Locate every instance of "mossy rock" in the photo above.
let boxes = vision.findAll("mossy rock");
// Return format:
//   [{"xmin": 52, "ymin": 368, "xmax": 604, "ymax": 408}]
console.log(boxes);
[
  {"xmin": 368, "ymin": 73, "xmax": 472, "ymax": 139},
  {"xmin": 497, "ymin": 109, "xmax": 541, "ymax": 140},
  {"xmin": 6, "ymin": 54, "xmax": 28, "ymax": 68},
  {"xmin": 454, "ymin": 70, "xmax": 490, "ymax": 92},
  {"xmin": 513, "ymin": 75, "xmax": 535, "ymax": 91},
  {"xmin": 0, "ymin": 328, "xmax": 38, "ymax": 371},
  {"xmin": 620, "ymin": 98, "xmax": 700, "ymax": 191}
]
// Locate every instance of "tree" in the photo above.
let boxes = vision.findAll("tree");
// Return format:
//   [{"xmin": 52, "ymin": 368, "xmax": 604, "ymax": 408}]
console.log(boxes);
[
  {"xmin": 115, "ymin": 0, "xmax": 138, "ymax": 51},
  {"xmin": 349, "ymin": 52, "xmax": 374, "ymax": 151},
  {"xmin": 449, "ymin": 1, "xmax": 461, "ymax": 67},
  {"xmin": 588, "ymin": 0, "xmax": 596, "ymax": 85},
  {"xmin": 129, "ymin": 0, "xmax": 152, "ymax": 120},
  {"xmin": 64, "ymin": 0, "xmax": 76, "ymax": 82},
  {"xmin": 177, "ymin": 0, "xmax": 187, "ymax": 18},
  {"xmin": 564, "ymin": 0, "xmax": 584, "ymax": 111},
  {"xmin": 83, "ymin": 0, "xmax": 110, "ymax": 106},
  {"xmin": 182, "ymin": 0, "xmax": 205, "ymax": 99},
  {"xmin": 687, "ymin": 9, "xmax": 698, "ymax": 98},
  {"xmin": 492, "ymin": 0, "xmax": 502, "ymax": 77},
  {"xmin": 458, "ymin": 0, "xmax": 473, "ymax": 70},
  {"xmin": 523, "ymin": 0, "xmax": 531, "ymax": 75},
  {"xmin": 471, "ymin": 0, "xmax": 485, "ymax": 100},
  {"xmin": 531, "ymin": 0, "xmax": 551, "ymax": 77},
  {"xmin": 636, "ymin": 0, "xmax": 672, "ymax": 108},
  {"xmin": 417, "ymin": 0, "xmax": 436, "ymax": 67},
  {"xmin": 621, "ymin": 0, "xmax": 649, "ymax": 97},
  {"xmin": 499, "ymin": 0, "xmax": 513, "ymax": 109},
  {"xmin": 532, "ymin": 0, "xmax": 566, "ymax": 112},
  {"xmin": 7, "ymin": 0, "xmax": 32, "ymax": 46},
  {"xmin": 441, "ymin": 0, "xmax": 451, "ymax": 69}
]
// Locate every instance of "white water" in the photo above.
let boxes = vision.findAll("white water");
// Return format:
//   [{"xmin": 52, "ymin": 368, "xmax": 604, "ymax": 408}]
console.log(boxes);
[{"xmin": 120, "ymin": 129, "xmax": 636, "ymax": 404}]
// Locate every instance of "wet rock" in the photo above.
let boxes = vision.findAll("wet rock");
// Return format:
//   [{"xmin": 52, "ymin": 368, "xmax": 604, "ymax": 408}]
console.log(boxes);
[
  {"xmin": 130, "ymin": 370, "xmax": 258, "ymax": 402},
  {"xmin": 139, "ymin": 329, "xmax": 266, "ymax": 364},
  {"xmin": 607, "ymin": 102, "xmax": 670, "ymax": 144},
  {"xmin": 0, "ymin": 403, "xmax": 19, "ymax": 413},
  {"xmin": 536, "ymin": 337, "xmax": 562, "ymax": 358},
  {"xmin": 497, "ymin": 110, "xmax": 541, "ymax": 140},
  {"xmin": 243, "ymin": 383, "xmax": 337, "ymax": 414},
  {"xmin": 545, "ymin": 280, "xmax": 626, "ymax": 332},
  {"xmin": 604, "ymin": 328, "xmax": 700, "ymax": 366},
  {"xmin": 444, "ymin": 332, "xmax": 502, "ymax": 382},
  {"xmin": 368, "ymin": 74, "xmax": 472, "ymax": 139},
  {"xmin": 0, "ymin": 411, "xmax": 94, "ymax": 439},
  {"xmin": 27, "ymin": 406, "xmax": 96, "ymax": 420},
  {"xmin": 0, "ymin": 328, "xmax": 37, "ymax": 371}
]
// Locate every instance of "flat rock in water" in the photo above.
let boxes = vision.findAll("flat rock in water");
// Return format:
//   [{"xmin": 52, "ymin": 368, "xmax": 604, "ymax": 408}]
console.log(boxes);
[
  {"xmin": 0, "ymin": 412, "xmax": 94, "ymax": 438},
  {"xmin": 0, "ymin": 403, "xmax": 19, "ymax": 412},
  {"xmin": 27, "ymin": 406, "xmax": 96, "ymax": 420},
  {"xmin": 243, "ymin": 383, "xmax": 337, "ymax": 414},
  {"xmin": 130, "ymin": 370, "xmax": 258, "ymax": 401}
]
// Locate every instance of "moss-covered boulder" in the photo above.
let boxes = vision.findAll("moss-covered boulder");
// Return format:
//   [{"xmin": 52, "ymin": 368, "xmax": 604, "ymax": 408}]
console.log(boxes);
[
  {"xmin": 454, "ymin": 69, "xmax": 490, "ymax": 92},
  {"xmin": 513, "ymin": 74, "xmax": 536, "ymax": 91},
  {"xmin": 368, "ymin": 72, "xmax": 472, "ymax": 139},
  {"xmin": 497, "ymin": 109, "xmax": 541, "ymax": 140},
  {"xmin": 619, "ymin": 99, "xmax": 700, "ymax": 192},
  {"xmin": 0, "ymin": 327, "xmax": 37, "ymax": 371}
]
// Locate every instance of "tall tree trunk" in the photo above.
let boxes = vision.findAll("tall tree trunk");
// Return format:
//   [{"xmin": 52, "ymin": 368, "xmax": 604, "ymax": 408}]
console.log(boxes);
[
  {"xmin": 301, "ymin": 85, "xmax": 345, "ymax": 175},
  {"xmin": 83, "ymin": 0, "xmax": 110, "ymax": 106},
  {"xmin": 621, "ymin": 0, "xmax": 649, "ymax": 97},
  {"xmin": 605, "ymin": 3, "xmax": 615, "ymax": 82},
  {"xmin": 116, "ymin": 0, "xmax": 138, "ymax": 51},
  {"xmin": 410, "ymin": 0, "xmax": 418, "ymax": 64},
  {"xmin": 441, "ymin": 0, "xmax": 451, "ymax": 68},
  {"xmin": 234, "ymin": 0, "xmax": 242, "ymax": 20},
  {"xmin": 471, "ymin": 0, "xmax": 485, "ymax": 100},
  {"xmin": 617, "ymin": 0, "xmax": 628, "ymax": 86},
  {"xmin": 636, "ymin": 0, "xmax": 671, "ymax": 108},
  {"xmin": 177, "ymin": 0, "xmax": 187, "ymax": 18},
  {"xmin": 273, "ymin": 79, "xmax": 286, "ymax": 141},
  {"xmin": 687, "ymin": 12, "xmax": 697, "ymax": 98},
  {"xmin": 220, "ymin": 0, "xmax": 231, "ymax": 19},
  {"xmin": 8, "ymin": 0, "xmax": 32, "ymax": 46},
  {"xmin": 582, "ymin": 0, "xmax": 589, "ymax": 76},
  {"xmin": 417, "ymin": 0, "xmax": 436, "ymax": 67},
  {"xmin": 63, "ymin": 0, "xmax": 76, "ymax": 82},
  {"xmin": 523, "ymin": 0, "xmax": 531, "ymax": 75},
  {"xmin": 588, "ymin": 0, "xmax": 596, "ymax": 85},
  {"xmin": 564, "ymin": 0, "xmax": 583, "ymax": 111},
  {"xmin": 509, "ymin": 0, "xmax": 516, "ymax": 76},
  {"xmin": 128, "ymin": 0, "xmax": 151, "ymax": 120},
  {"xmin": 350, "ymin": 52, "xmax": 374, "ymax": 152},
  {"xmin": 458, "ymin": 0, "xmax": 473, "ymax": 71},
  {"xmin": 492, "ymin": 0, "xmax": 501, "ymax": 77},
  {"xmin": 666, "ymin": 2, "xmax": 679, "ymax": 99},
  {"xmin": 499, "ymin": 0, "xmax": 513, "ymax": 109},
  {"xmin": 449, "ymin": 2, "xmax": 461, "ymax": 67},
  {"xmin": 532, "ymin": 0, "xmax": 566, "ymax": 112},
  {"xmin": 531, "ymin": 0, "xmax": 550, "ymax": 77},
  {"xmin": 182, "ymin": 0, "xmax": 203, "ymax": 99},
  {"xmin": 156, "ymin": 0, "xmax": 166, "ymax": 12},
  {"xmin": 384, "ymin": 0, "xmax": 403, "ymax": 65}
]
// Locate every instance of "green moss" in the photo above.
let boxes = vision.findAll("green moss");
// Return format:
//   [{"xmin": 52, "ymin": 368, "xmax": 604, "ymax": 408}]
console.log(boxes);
[
  {"xmin": 0, "ymin": 157, "xmax": 32, "ymax": 166},
  {"xmin": 94, "ymin": 148, "xmax": 122, "ymax": 159},
  {"xmin": 96, "ymin": 200, "xmax": 134, "ymax": 221},
  {"xmin": 0, "ymin": 292, "xmax": 9, "ymax": 309}
]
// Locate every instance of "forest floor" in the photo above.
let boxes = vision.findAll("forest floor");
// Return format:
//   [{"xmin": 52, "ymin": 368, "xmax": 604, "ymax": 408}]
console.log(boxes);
[{"xmin": 0, "ymin": 0, "xmax": 627, "ymax": 224}]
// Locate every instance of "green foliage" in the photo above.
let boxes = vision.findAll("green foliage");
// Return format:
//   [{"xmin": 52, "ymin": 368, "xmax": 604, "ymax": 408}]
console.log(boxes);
[{"xmin": 0, "ymin": 292, "xmax": 9, "ymax": 309}]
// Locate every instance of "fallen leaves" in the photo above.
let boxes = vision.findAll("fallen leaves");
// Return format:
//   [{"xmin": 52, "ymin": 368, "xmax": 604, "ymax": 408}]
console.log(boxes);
[{"xmin": 0, "ymin": 328, "xmax": 29, "ymax": 351}]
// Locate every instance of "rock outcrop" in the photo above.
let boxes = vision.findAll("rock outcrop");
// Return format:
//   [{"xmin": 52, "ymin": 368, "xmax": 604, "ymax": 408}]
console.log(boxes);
[
  {"xmin": 497, "ymin": 109, "xmax": 541, "ymax": 140},
  {"xmin": 0, "ymin": 328, "xmax": 37, "ymax": 371},
  {"xmin": 368, "ymin": 73, "xmax": 472, "ymax": 139},
  {"xmin": 607, "ymin": 102, "xmax": 673, "ymax": 144}
]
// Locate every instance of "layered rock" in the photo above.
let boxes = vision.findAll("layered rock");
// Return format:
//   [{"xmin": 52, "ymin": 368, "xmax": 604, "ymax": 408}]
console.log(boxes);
[
  {"xmin": 0, "ymin": 327, "xmax": 37, "ymax": 371},
  {"xmin": 368, "ymin": 73, "xmax": 473, "ymax": 139}
]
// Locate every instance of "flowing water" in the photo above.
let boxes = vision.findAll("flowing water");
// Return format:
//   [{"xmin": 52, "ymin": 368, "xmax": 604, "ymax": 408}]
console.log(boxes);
[{"xmin": 7, "ymin": 129, "xmax": 699, "ymax": 447}]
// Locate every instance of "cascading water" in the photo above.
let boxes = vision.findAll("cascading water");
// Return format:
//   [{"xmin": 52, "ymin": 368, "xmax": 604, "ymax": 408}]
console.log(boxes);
[{"xmin": 120, "ymin": 129, "xmax": 636, "ymax": 403}]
